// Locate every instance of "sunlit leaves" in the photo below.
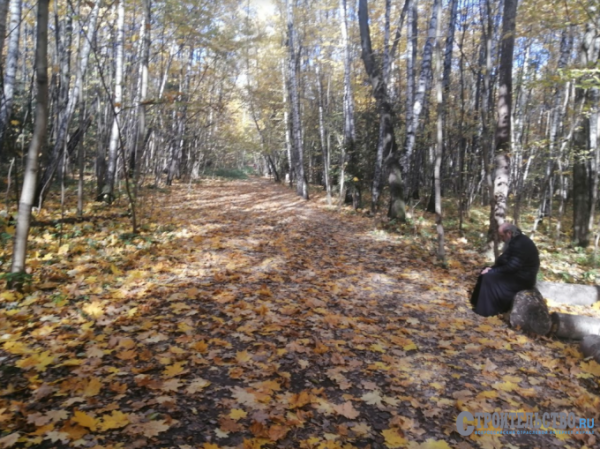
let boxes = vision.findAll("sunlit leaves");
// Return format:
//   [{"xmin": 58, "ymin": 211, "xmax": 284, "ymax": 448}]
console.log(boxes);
[{"xmin": 1, "ymin": 180, "xmax": 598, "ymax": 449}]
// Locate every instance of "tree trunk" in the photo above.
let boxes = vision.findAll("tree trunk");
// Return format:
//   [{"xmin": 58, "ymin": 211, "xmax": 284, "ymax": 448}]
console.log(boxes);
[
  {"xmin": 532, "ymin": 28, "xmax": 573, "ymax": 234},
  {"xmin": 316, "ymin": 62, "xmax": 331, "ymax": 205},
  {"xmin": 132, "ymin": 0, "xmax": 151, "ymax": 186},
  {"xmin": 281, "ymin": 60, "xmax": 293, "ymax": 187},
  {"xmin": 103, "ymin": 0, "xmax": 125, "ymax": 202},
  {"xmin": 509, "ymin": 289, "xmax": 552, "ymax": 336},
  {"xmin": 573, "ymin": 20, "xmax": 600, "ymax": 247},
  {"xmin": 339, "ymin": 0, "xmax": 357, "ymax": 208},
  {"xmin": 0, "ymin": 0, "xmax": 9, "ymax": 69},
  {"xmin": 552, "ymin": 313, "xmax": 600, "ymax": 340},
  {"xmin": 286, "ymin": 0, "xmax": 308, "ymax": 199},
  {"xmin": 433, "ymin": 0, "xmax": 444, "ymax": 262},
  {"xmin": 402, "ymin": 0, "xmax": 440, "ymax": 198},
  {"xmin": 489, "ymin": 0, "xmax": 517, "ymax": 257},
  {"xmin": 37, "ymin": 1, "xmax": 99, "ymax": 205},
  {"xmin": 405, "ymin": 0, "xmax": 417, "ymax": 184},
  {"xmin": 10, "ymin": 0, "xmax": 49, "ymax": 279},
  {"xmin": 358, "ymin": 0, "xmax": 401, "ymax": 219},
  {"xmin": 0, "ymin": 0, "xmax": 22, "ymax": 157}
]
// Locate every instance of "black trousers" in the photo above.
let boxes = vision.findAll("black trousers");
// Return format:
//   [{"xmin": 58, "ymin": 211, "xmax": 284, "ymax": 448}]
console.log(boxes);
[{"xmin": 470, "ymin": 271, "xmax": 533, "ymax": 317}]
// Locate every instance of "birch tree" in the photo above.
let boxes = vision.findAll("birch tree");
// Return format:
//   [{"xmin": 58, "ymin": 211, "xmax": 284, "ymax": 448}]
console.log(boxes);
[
  {"xmin": 102, "ymin": 0, "xmax": 125, "ymax": 202},
  {"xmin": 358, "ymin": 0, "xmax": 403, "ymax": 219},
  {"xmin": 0, "ymin": 0, "xmax": 22, "ymax": 156},
  {"xmin": 10, "ymin": 0, "xmax": 49, "ymax": 282},
  {"xmin": 286, "ymin": 0, "xmax": 308, "ymax": 199},
  {"xmin": 339, "ymin": 0, "xmax": 357, "ymax": 207},
  {"xmin": 36, "ymin": 1, "xmax": 100, "ymax": 205},
  {"xmin": 573, "ymin": 17, "xmax": 600, "ymax": 247},
  {"xmin": 402, "ymin": 0, "xmax": 440, "ymax": 198},
  {"xmin": 489, "ymin": 0, "xmax": 517, "ymax": 256}
]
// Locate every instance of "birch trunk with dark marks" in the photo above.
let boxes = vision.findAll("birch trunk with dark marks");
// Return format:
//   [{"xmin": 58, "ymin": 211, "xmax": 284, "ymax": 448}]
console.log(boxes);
[
  {"xmin": 573, "ymin": 19, "xmax": 600, "ymax": 247},
  {"xmin": 405, "ymin": 0, "xmax": 417, "ymax": 187},
  {"xmin": 402, "ymin": 0, "xmax": 439, "ymax": 198},
  {"xmin": 432, "ymin": 0, "xmax": 444, "ymax": 262},
  {"xmin": 358, "ymin": 0, "xmax": 402, "ymax": 220},
  {"xmin": 132, "ymin": 0, "xmax": 151, "ymax": 185},
  {"xmin": 167, "ymin": 47, "xmax": 192, "ymax": 186},
  {"xmin": 489, "ymin": 0, "xmax": 517, "ymax": 257},
  {"xmin": 316, "ymin": 62, "xmax": 331, "ymax": 204},
  {"xmin": 286, "ymin": 0, "xmax": 308, "ymax": 199},
  {"xmin": 0, "ymin": 0, "xmax": 10, "ymax": 77},
  {"xmin": 339, "ymin": 0, "xmax": 357, "ymax": 208},
  {"xmin": 282, "ymin": 60, "xmax": 293, "ymax": 187},
  {"xmin": 532, "ymin": 28, "xmax": 573, "ymax": 234},
  {"xmin": 37, "ymin": 2, "xmax": 100, "ymax": 206},
  {"xmin": 0, "ymin": 0, "xmax": 22, "ymax": 157},
  {"xmin": 10, "ymin": 0, "xmax": 49, "ymax": 279},
  {"xmin": 103, "ymin": 0, "xmax": 125, "ymax": 202}
]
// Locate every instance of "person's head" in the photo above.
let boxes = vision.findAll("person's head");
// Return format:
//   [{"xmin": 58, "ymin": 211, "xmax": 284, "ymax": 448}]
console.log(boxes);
[{"xmin": 498, "ymin": 222, "xmax": 521, "ymax": 243}]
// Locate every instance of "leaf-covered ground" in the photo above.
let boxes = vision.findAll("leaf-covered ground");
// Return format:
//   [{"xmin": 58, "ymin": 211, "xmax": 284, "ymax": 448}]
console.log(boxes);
[{"xmin": 1, "ymin": 179, "xmax": 599, "ymax": 449}]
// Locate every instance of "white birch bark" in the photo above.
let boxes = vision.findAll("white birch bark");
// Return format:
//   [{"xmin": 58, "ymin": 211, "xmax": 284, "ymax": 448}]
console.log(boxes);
[
  {"xmin": 104, "ymin": 0, "xmax": 125, "ymax": 201},
  {"xmin": 433, "ymin": 0, "xmax": 444, "ymax": 261},
  {"xmin": 489, "ymin": 0, "xmax": 517, "ymax": 256},
  {"xmin": 133, "ymin": 0, "xmax": 151, "ymax": 183},
  {"xmin": 0, "ymin": 0, "xmax": 22, "ymax": 154},
  {"xmin": 11, "ymin": 0, "xmax": 49, "ymax": 276},
  {"xmin": 0, "ymin": 0, "xmax": 10, "ymax": 71},
  {"xmin": 339, "ymin": 0, "xmax": 355, "ymax": 205},
  {"xmin": 402, "ymin": 0, "xmax": 440, "ymax": 192},
  {"xmin": 286, "ymin": 0, "xmax": 308, "ymax": 199},
  {"xmin": 36, "ymin": 1, "xmax": 100, "ymax": 204}
]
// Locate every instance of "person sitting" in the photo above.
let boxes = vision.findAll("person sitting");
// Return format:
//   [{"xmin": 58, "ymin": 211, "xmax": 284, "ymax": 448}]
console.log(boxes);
[{"xmin": 470, "ymin": 223, "xmax": 540, "ymax": 317}]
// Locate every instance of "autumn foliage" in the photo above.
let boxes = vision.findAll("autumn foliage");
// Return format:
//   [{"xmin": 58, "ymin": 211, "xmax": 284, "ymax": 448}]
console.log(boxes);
[{"xmin": 0, "ymin": 179, "xmax": 599, "ymax": 448}]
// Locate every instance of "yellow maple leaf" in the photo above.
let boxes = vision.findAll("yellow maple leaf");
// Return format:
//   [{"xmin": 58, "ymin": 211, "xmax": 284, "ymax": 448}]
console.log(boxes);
[
  {"xmin": 416, "ymin": 439, "xmax": 452, "ymax": 448},
  {"xmin": 289, "ymin": 391, "xmax": 312, "ymax": 409},
  {"xmin": 71, "ymin": 410, "xmax": 97, "ymax": 431},
  {"xmin": 3, "ymin": 341, "xmax": 31, "ymax": 355},
  {"xmin": 186, "ymin": 378, "xmax": 211, "ymax": 394},
  {"xmin": 229, "ymin": 409, "xmax": 247, "ymax": 420},
  {"xmin": 403, "ymin": 341, "xmax": 418, "ymax": 351},
  {"xmin": 163, "ymin": 361, "xmax": 187, "ymax": 378},
  {"xmin": 382, "ymin": 428, "xmax": 406, "ymax": 448},
  {"xmin": 581, "ymin": 360, "xmax": 600, "ymax": 377},
  {"xmin": 178, "ymin": 322, "xmax": 194, "ymax": 333},
  {"xmin": 16, "ymin": 351, "xmax": 55, "ymax": 372},
  {"xmin": 139, "ymin": 419, "xmax": 170, "ymax": 437},
  {"xmin": 476, "ymin": 390, "xmax": 498, "ymax": 399},
  {"xmin": 100, "ymin": 410, "xmax": 130, "ymax": 431},
  {"xmin": 192, "ymin": 340, "xmax": 208, "ymax": 353},
  {"xmin": 202, "ymin": 443, "xmax": 221, "ymax": 449},
  {"xmin": 116, "ymin": 349, "xmax": 137, "ymax": 360},
  {"xmin": 236, "ymin": 351, "xmax": 252, "ymax": 363},
  {"xmin": 492, "ymin": 381, "xmax": 518, "ymax": 392},
  {"xmin": 83, "ymin": 377, "xmax": 103, "ymax": 397}
]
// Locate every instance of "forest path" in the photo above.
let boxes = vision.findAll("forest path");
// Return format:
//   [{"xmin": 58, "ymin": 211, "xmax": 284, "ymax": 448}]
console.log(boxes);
[
  {"xmin": 1, "ymin": 178, "xmax": 598, "ymax": 449},
  {"xmin": 146, "ymin": 178, "xmax": 597, "ymax": 448}
]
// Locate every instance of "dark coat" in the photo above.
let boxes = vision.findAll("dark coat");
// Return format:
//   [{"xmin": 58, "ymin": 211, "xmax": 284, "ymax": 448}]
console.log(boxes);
[{"xmin": 470, "ymin": 234, "xmax": 540, "ymax": 317}]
